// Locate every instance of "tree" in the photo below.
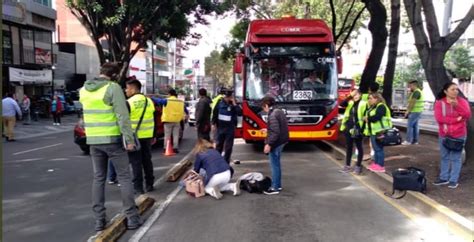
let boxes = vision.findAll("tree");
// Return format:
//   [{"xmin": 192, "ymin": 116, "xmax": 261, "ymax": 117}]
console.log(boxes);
[
  {"xmin": 66, "ymin": 0, "xmax": 220, "ymax": 84},
  {"xmin": 403, "ymin": 0, "xmax": 473, "ymax": 96},
  {"xmin": 205, "ymin": 50, "xmax": 233, "ymax": 88},
  {"xmin": 445, "ymin": 45, "xmax": 474, "ymax": 79},
  {"xmin": 382, "ymin": 0, "xmax": 401, "ymax": 107},
  {"xmin": 221, "ymin": 19, "xmax": 249, "ymax": 62},
  {"xmin": 359, "ymin": 0, "xmax": 388, "ymax": 93}
]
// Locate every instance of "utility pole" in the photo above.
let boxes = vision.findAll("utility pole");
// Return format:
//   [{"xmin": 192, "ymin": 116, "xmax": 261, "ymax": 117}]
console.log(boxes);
[{"xmin": 441, "ymin": 0, "xmax": 453, "ymax": 36}]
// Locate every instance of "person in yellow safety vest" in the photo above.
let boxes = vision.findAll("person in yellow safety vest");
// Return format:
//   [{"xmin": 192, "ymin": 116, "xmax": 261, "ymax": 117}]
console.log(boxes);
[
  {"xmin": 210, "ymin": 88, "xmax": 225, "ymax": 142},
  {"xmin": 402, "ymin": 80, "xmax": 424, "ymax": 145},
  {"xmin": 360, "ymin": 81, "xmax": 380, "ymax": 160},
  {"xmin": 160, "ymin": 89, "xmax": 185, "ymax": 153},
  {"xmin": 125, "ymin": 79, "xmax": 156, "ymax": 194},
  {"xmin": 339, "ymin": 89, "xmax": 368, "ymax": 175},
  {"xmin": 363, "ymin": 92, "xmax": 392, "ymax": 174},
  {"xmin": 79, "ymin": 62, "xmax": 141, "ymax": 232}
]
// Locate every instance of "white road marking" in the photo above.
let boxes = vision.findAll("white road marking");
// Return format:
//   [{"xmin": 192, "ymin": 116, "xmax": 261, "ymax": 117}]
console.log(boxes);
[
  {"xmin": 12, "ymin": 143, "xmax": 63, "ymax": 156},
  {"xmin": 128, "ymin": 186, "xmax": 182, "ymax": 242}
]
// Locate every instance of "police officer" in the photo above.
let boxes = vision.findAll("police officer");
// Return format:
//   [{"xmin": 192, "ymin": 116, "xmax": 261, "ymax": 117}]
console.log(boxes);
[
  {"xmin": 125, "ymin": 79, "xmax": 156, "ymax": 194},
  {"xmin": 79, "ymin": 62, "xmax": 141, "ymax": 231},
  {"xmin": 211, "ymin": 88, "xmax": 242, "ymax": 163}
]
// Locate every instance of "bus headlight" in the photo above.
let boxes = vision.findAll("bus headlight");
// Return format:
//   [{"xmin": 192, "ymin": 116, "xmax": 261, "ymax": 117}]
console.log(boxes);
[{"xmin": 324, "ymin": 118, "xmax": 338, "ymax": 129}]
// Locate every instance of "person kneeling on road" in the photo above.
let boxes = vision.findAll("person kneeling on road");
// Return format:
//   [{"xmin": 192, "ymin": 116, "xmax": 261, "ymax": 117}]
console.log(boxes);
[{"xmin": 193, "ymin": 138, "xmax": 240, "ymax": 199}]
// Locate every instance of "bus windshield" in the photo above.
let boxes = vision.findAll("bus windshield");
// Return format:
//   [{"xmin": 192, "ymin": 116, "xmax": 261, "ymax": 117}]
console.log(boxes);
[{"xmin": 245, "ymin": 45, "xmax": 338, "ymax": 102}]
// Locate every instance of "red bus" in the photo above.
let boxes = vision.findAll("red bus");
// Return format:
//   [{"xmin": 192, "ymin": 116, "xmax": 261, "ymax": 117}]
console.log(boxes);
[
  {"xmin": 337, "ymin": 77, "xmax": 355, "ymax": 110},
  {"xmin": 233, "ymin": 16, "xmax": 342, "ymax": 142}
]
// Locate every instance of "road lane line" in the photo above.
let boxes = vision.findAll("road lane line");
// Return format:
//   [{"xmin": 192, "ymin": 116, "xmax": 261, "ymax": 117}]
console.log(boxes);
[
  {"xmin": 12, "ymin": 143, "xmax": 63, "ymax": 156},
  {"xmin": 128, "ymin": 185, "xmax": 182, "ymax": 242}
]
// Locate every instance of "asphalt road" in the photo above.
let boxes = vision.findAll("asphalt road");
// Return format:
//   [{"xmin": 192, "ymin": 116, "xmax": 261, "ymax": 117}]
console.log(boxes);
[
  {"xmin": 133, "ymin": 140, "xmax": 460, "ymax": 242},
  {"xmin": 2, "ymin": 125, "xmax": 198, "ymax": 242}
]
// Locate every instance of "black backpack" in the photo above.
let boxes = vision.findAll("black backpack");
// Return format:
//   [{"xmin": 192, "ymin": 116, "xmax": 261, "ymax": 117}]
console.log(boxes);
[
  {"xmin": 386, "ymin": 167, "xmax": 427, "ymax": 199},
  {"xmin": 240, "ymin": 177, "xmax": 272, "ymax": 193}
]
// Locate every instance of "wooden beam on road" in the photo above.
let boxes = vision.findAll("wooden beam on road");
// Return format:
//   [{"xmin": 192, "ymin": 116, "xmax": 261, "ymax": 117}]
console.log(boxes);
[{"xmin": 166, "ymin": 159, "xmax": 192, "ymax": 182}]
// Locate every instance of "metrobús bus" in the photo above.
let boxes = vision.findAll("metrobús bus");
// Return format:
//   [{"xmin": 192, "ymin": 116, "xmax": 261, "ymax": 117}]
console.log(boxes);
[{"xmin": 233, "ymin": 16, "xmax": 342, "ymax": 142}]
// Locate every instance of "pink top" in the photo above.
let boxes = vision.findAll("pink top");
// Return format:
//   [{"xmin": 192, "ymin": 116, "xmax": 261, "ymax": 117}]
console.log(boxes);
[{"xmin": 434, "ymin": 97, "xmax": 471, "ymax": 138}]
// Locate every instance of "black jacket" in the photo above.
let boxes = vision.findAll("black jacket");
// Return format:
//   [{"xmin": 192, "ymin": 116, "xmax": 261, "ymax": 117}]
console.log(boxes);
[
  {"xmin": 195, "ymin": 96, "xmax": 211, "ymax": 129},
  {"xmin": 265, "ymin": 108, "xmax": 289, "ymax": 149}
]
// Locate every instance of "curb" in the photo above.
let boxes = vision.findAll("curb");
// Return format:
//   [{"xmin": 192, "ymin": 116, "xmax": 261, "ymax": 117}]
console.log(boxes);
[
  {"xmin": 93, "ymin": 195, "xmax": 155, "ymax": 242},
  {"xmin": 166, "ymin": 153, "xmax": 193, "ymax": 182},
  {"xmin": 321, "ymin": 140, "xmax": 473, "ymax": 241}
]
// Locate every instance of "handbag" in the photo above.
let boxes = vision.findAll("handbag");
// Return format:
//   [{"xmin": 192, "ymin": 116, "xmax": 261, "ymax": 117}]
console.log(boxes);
[
  {"xmin": 441, "ymin": 101, "xmax": 465, "ymax": 151},
  {"xmin": 385, "ymin": 167, "xmax": 427, "ymax": 199},
  {"xmin": 123, "ymin": 95, "xmax": 148, "ymax": 151},
  {"xmin": 376, "ymin": 127, "xmax": 402, "ymax": 146},
  {"xmin": 183, "ymin": 170, "xmax": 205, "ymax": 198}
]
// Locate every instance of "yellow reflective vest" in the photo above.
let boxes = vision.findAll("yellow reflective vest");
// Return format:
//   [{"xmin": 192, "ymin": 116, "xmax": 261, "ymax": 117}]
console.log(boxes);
[
  {"xmin": 365, "ymin": 102, "xmax": 392, "ymax": 136},
  {"xmin": 80, "ymin": 83, "xmax": 121, "ymax": 144},
  {"xmin": 340, "ymin": 100, "xmax": 368, "ymax": 132},
  {"xmin": 409, "ymin": 88, "xmax": 424, "ymax": 113},
  {"xmin": 162, "ymin": 96, "xmax": 184, "ymax": 123},
  {"xmin": 128, "ymin": 94, "xmax": 155, "ymax": 139}
]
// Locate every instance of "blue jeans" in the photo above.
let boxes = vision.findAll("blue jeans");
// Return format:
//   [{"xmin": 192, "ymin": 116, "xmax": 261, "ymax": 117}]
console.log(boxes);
[
  {"xmin": 406, "ymin": 112, "xmax": 422, "ymax": 143},
  {"xmin": 269, "ymin": 144, "xmax": 285, "ymax": 189},
  {"xmin": 438, "ymin": 137, "xmax": 466, "ymax": 183},
  {"xmin": 370, "ymin": 136, "xmax": 384, "ymax": 167}
]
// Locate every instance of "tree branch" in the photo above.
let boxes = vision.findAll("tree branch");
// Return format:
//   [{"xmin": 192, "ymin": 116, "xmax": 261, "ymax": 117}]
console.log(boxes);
[
  {"xmin": 336, "ymin": 0, "xmax": 356, "ymax": 41},
  {"xmin": 421, "ymin": 0, "xmax": 441, "ymax": 43},
  {"xmin": 329, "ymin": 0, "xmax": 337, "ymax": 42},
  {"xmin": 337, "ymin": 6, "xmax": 366, "ymax": 53},
  {"xmin": 444, "ymin": 5, "xmax": 474, "ymax": 49},
  {"xmin": 403, "ymin": 0, "xmax": 430, "ymax": 60}
]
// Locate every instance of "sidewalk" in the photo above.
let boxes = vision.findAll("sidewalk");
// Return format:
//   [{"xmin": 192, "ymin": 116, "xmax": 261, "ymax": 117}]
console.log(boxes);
[{"xmin": 5, "ymin": 114, "xmax": 79, "ymax": 141}]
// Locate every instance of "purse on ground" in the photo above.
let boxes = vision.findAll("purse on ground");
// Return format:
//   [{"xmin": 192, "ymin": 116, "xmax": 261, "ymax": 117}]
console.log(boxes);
[{"xmin": 183, "ymin": 170, "xmax": 205, "ymax": 198}]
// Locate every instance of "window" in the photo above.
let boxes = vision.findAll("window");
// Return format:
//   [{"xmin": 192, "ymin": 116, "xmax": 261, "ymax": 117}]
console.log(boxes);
[
  {"xmin": 34, "ymin": 30, "xmax": 51, "ymax": 44},
  {"xmin": 3, "ymin": 30, "xmax": 13, "ymax": 64},
  {"xmin": 33, "ymin": 0, "xmax": 51, "ymax": 7},
  {"xmin": 21, "ymin": 29, "xmax": 34, "ymax": 40}
]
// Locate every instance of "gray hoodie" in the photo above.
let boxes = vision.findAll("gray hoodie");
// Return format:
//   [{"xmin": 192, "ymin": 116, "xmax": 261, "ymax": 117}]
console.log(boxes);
[{"xmin": 81, "ymin": 78, "xmax": 134, "ymax": 145}]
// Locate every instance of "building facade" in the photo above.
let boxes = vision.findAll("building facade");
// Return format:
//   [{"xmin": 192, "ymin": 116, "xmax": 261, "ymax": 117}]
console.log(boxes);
[{"xmin": 2, "ymin": 0, "xmax": 56, "ymax": 99}]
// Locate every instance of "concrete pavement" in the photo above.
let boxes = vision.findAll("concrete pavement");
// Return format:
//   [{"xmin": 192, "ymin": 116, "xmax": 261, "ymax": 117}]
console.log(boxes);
[{"xmin": 4, "ymin": 114, "xmax": 78, "ymax": 141}]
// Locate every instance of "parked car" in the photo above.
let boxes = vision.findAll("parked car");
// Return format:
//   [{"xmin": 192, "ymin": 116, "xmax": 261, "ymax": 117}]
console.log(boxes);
[
  {"xmin": 74, "ymin": 98, "xmax": 185, "ymax": 154},
  {"xmin": 337, "ymin": 78, "xmax": 355, "ymax": 112},
  {"xmin": 185, "ymin": 100, "xmax": 198, "ymax": 126}
]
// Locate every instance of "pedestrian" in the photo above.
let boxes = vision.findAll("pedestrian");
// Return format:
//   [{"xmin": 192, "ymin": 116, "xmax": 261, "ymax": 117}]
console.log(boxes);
[
  {"xmin": 432, "ymin": 82, "xmax": 471, "ymax": 189},
  {"xmin": 155, "ymin": 89, "xmax": 185, "ymax": 153},
  {"xmin": 339, "ymin": 89, "xmax": 368, "ymax": 175},
  {"xmin": 211, "ymin": 88, "xmax": 242, "ymax": 163},
  {"xmin": 261, "ymin": 95, "xmax": 289, "ymax": 195},
  {"xmin": 51, "ymin": 95, "xmax": 62, "ymax": 126},
  {"xmin": 364, "ymin": 92, "xmax": 392, "ymax": 173},
  {"xmin": 402, "ymin": 80, "xmax": 424, "ymax": 145},
  {"xmin": 125, "ymin": 79, "xmax": 156, "ymax": 194},
  {"xmin": 22, "ymin": 94, "xmax": 31, "ymax": 124},
  {"xmin": 193, "ymin": 138, "xmax": 240, "ymax": 200},
  {"xmin": 361, "ymin": 82, "xmax": 380, "ymax": 160},
  {"xmin": 210, "ymin": 88, "xmax": 226, "ymax": 143},
  {"xmin": 79, "ymin": 62, "xmax": 142, "ymax": 231},
  {"xmin": 195, "ymin": 88, "xmax": 212, "ymax": 141},
  {"xmin": 2, "ymin": 93, "xmax": 22, "ymax": 142}
]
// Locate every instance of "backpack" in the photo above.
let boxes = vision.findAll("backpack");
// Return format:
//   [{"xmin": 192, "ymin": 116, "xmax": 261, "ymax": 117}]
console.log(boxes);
[{"xmin": 240, "ymin": 176, "xmax": 272, "ymax": 193}]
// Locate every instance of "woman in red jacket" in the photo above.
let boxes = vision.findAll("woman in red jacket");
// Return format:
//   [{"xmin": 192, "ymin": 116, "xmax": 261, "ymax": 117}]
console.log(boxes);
[{"xmin": 433, "ymin": 82, "xmax": 471, "ymax": 189}]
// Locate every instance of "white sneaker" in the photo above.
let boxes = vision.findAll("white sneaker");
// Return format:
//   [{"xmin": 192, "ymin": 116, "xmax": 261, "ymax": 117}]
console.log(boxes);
[
  {"xmin": 401, "ymin": 141, "xmax": 411, "ymax": 145},
  {"xmin": 232, "ymin": 181, "xmax": 241, "ymax": 196},
  {"xmin": 209, "ymin": 186, "xmax": 223, "ymax": 200}
]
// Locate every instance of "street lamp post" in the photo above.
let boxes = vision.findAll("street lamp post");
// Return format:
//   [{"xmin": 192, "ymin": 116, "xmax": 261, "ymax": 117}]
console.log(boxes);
[{"xmin": 51, "ymin": 65, "xmax": 56, "ymax": 96}]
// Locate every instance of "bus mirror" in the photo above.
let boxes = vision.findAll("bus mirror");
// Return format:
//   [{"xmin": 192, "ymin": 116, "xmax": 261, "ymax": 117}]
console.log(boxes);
[
  {"xmin": 234, "ymin": 54, "xmax": 244, "ymax": 74},
  {"xmin": 337, "ymin": 54, "xmax": 343, "ymax": 74}
]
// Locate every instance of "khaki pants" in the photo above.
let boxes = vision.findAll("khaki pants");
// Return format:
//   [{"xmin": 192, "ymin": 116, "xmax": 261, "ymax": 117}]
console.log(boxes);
[
  {"xmin": 164, "ymin": 122, "xmax": 180, "ymax": 149},
  {"xmin": 3, "ymin": 116, "xmax": 16, "ymax": 140}
]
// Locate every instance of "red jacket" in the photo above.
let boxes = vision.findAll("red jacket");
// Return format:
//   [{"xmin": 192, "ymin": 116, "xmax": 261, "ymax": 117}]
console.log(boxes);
[{"xmin": 434, "ymin": 97, "xmax": 471, "ymax": 138}]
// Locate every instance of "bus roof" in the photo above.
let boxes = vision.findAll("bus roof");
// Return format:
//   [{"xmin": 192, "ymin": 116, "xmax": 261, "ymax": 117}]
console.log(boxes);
[{"xmin": 246, "ymin": 18, "xmax": 333, "ymax": 44}]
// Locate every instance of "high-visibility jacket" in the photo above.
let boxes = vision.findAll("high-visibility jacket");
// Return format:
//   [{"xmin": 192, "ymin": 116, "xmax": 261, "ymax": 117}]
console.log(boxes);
[
  {"xmin": 80, "ymin": 83, "xmax": 121, "ymax": 144},
  {"xmin": 340, "ymin": 100, "xmax": 368, "ymax": 132},
  {"xmin": 162, "ymin": 96, "xmax": 184, "ymax": 123},
  {"xmin": 128, "ymin": 94, "xmax": 155, "ymax": 139},
  {"xmin": 211, "ymin": 94, "xmax": 224, "ymax": 112},
  {"xmin": 409, "ymin": 88, "xmax": 424, "ymax": 113},
  {"xmin": 365, "ymin": 102, "xmax": 392, "ymax": 136}
]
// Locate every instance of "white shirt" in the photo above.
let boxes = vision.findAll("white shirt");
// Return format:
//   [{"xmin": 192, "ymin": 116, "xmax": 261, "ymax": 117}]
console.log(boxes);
[{"xmin": 2, "ymin": 97, "xmax": 22, "ymax": 117}]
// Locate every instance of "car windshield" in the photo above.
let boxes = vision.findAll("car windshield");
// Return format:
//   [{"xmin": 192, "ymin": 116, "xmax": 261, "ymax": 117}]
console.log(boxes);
[
  {"xmin": 245, "ymin": 45, "xmax": 338, "ymax": 102},
  {"xmin": 338, "ymin": 78, "xmax": 353, "ymax": 90}
]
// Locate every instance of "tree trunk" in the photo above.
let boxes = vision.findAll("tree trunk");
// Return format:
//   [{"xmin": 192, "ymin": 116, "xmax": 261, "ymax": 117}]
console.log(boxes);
[
  {"xmin": 382, "ymin": 0, "xmax": 401, "ymax": 107},
  {"xmin": 422, "ymin": 49, "xmax": 450, "ymax": 97},
  {"xmin": 359, "ymin": 0, "xmax": 388, "ymax": 93}
]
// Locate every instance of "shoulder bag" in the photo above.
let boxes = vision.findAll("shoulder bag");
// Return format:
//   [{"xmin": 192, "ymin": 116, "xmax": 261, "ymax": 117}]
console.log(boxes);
[{"xmin": 183, "ymin": 170, "xmax": 205, "ymax": 198}]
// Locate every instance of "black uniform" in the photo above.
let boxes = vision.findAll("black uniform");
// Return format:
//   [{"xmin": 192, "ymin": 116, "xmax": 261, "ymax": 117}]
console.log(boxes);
[{"xmin": 212, "ymin": 99, "xmax": 242, "ymax": 163}]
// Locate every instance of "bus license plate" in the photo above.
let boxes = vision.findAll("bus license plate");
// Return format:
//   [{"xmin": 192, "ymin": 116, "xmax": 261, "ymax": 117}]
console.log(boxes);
[{"xmin": 293, "ymin": 90, "xmax": 313, "ymax": 100}]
